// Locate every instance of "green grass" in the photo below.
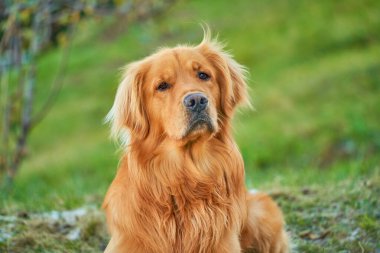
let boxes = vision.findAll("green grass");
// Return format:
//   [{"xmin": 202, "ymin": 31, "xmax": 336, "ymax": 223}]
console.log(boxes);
[{"xmin": 1, "ymin": 0, "xmax": 380, "ymax": 252}]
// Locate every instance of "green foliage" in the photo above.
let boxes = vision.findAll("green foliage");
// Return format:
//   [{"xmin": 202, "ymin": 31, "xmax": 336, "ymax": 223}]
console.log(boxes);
[{"xmin": 0, "ymin": 0, "xmax": 176, "ymax": 184}]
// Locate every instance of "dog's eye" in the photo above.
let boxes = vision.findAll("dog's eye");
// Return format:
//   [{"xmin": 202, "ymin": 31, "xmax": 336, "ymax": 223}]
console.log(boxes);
[
  {"xmin": 157, "ymin": 82, "xmax": 171, "ymax": 92},
  {"xmin": 198, "ymin": 71, "xmax": 210, "ymax": 81}
]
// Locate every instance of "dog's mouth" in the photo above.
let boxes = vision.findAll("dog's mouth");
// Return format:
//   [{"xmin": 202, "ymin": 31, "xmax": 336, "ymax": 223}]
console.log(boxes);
[{"xmin": 184, "ymin": 112, "xmax": 214, "ymax": 137}]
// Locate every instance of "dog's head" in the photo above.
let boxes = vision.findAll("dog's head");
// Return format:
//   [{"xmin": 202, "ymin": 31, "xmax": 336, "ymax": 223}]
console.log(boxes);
[{"xmin": 107, "ymin": 30, "xmax": 250, "ymax": 144}]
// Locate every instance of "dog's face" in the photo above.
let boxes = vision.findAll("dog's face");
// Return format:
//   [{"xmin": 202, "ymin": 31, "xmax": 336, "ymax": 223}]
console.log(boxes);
[
  {"xmin": 108, "ymin": 33, "xmax": 250, "ymax": 143},
  {"xmin": 143, "ymin": 48, "xmax": 220, "ymax": 140}
]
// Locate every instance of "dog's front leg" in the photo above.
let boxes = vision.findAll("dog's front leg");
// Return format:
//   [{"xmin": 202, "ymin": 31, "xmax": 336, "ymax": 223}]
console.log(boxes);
[{"xmin": 218, "ymin": 231, "xmax": 241, "ymax": 253}]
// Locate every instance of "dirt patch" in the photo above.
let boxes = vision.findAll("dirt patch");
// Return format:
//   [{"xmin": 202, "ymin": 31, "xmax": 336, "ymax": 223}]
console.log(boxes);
[{"xmin": 0, "ymin": 207, "xmax": 108, "ymax": 253}]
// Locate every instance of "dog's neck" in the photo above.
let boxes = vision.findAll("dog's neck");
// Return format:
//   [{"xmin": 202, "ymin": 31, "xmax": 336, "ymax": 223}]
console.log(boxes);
[
  {"xmin": 128, "ymin": 129, "xmax": 232, "ymax": 165},
  {"xmin": 121, "ymin": 123, "xmax": 246, "ymax": 193}
]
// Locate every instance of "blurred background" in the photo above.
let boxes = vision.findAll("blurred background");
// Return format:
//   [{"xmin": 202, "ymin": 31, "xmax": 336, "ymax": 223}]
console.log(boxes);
[{"xmin": 1, "ymin": 0, "xmax": 379, "ymax": 252}]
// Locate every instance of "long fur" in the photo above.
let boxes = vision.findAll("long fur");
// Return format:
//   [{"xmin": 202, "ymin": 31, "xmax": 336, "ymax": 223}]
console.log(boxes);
[{"xmin": 103, "ymin": 29, "xmax": 289, "ymax": 253}]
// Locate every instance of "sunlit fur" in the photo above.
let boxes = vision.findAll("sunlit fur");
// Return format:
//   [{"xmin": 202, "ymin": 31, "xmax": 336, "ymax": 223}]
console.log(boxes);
[{"xmin": 103, "ymin": 29, "xmax": 289, "ymax": 253}]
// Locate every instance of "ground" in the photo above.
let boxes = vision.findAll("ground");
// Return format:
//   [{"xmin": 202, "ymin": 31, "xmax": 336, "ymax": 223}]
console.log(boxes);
[{"xmin": 1, "ymin": 0, "xmax": 379, "ymax": 252}]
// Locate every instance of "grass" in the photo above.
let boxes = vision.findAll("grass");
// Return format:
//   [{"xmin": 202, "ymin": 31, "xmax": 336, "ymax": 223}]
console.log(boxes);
[{"xmin": 1, "ymin": 0, "xmax": 380, "ymax": 252}]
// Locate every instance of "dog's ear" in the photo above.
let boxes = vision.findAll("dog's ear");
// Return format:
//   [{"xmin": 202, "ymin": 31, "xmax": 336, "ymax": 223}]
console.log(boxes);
[
  {"xmin": 106, "ymin": 61, "xmax": 149, "ymax": 142},
  {"xmin": 198, "ymin": 29, "xmax": 251, "ymax": 117}
]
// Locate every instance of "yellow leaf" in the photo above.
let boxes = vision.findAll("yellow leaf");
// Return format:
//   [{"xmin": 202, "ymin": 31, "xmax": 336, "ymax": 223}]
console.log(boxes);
[
  {"xmin": 57, "ymin": 32, "xmax": 68, "ymax": 47},
  {"xmin": 19, "ymin": 8, "xmax": 31, "ymax": 23},
  {"xmin": 71, "ymin": 11, "xmax": 80, "ymax": 23}
]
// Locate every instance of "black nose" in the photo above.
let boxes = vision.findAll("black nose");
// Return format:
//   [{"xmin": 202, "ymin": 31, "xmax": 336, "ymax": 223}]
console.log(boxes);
[{"xmin": 183, "ymin": 93, "xmax": 208, "ymax": 112}]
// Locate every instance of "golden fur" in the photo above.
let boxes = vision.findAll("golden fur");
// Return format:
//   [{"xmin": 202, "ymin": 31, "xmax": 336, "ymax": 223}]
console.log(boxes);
[{"xmin": 103, "ymin": 30, "xmax": 289, "ymax": 253}]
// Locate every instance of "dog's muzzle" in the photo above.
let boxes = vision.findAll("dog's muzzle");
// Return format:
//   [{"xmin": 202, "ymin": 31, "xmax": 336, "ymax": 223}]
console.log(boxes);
[{"xmin": 183, "ymin": 93, "xmax": 214, "ymax": 135}]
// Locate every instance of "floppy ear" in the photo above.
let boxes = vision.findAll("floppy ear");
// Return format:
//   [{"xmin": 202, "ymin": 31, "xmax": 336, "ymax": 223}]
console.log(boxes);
[
  {"xmin": 106, "ymin": 61, "xmax": 149, "ymax": 142},
  {"xmin": 198, "ymin": 30, "xmax": 251, "ymax": 117}
]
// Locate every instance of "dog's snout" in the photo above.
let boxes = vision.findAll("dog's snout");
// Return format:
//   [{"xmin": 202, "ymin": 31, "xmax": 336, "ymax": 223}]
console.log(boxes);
[{"xmin": 184, "ymin": 93, "xmax": 208, "ymax": 112}]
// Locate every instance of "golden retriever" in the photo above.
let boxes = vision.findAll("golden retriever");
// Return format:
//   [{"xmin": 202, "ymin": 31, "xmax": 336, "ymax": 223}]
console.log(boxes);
[{"xmin": 103, "ymin": 29, "xmax": 289, "ymax": 253}]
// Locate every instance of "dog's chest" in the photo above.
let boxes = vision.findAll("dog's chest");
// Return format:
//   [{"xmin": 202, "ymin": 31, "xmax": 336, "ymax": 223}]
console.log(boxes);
[
  {"xmin": 139, "ymin": 170, "xmax": 241, "ymax": 252},
  {"xmin": 128, "ymin": 144, "xmax": 245, "ymax": 251}
]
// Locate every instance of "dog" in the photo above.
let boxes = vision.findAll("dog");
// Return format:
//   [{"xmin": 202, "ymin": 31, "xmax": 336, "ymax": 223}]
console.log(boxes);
[{"xmin": 103, "ymin": 29, "xmax": 289, "ymax": 253}]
